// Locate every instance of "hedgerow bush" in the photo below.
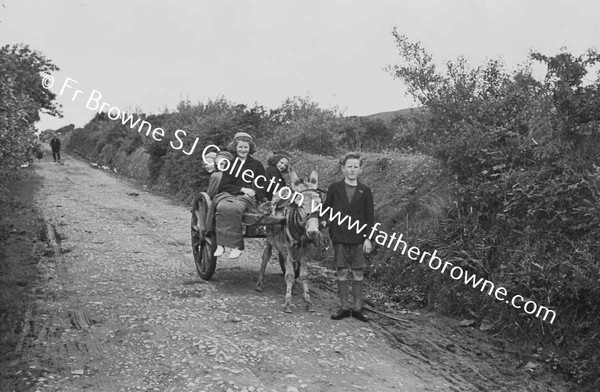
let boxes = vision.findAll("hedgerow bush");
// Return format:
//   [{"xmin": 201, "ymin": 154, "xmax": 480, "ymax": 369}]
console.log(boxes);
[
  {"xmin": 0, "ymin": 44, "xmax": 61, "ymax": 201},
  {"xmin": 339, "ymin": 116, "xmax": 397, "ymax": 152},
  {"xmin": 387, "ymin": 30, "xmax": 600, "ymax": 389},
  {"xmin": 266, "ymin": 96, "xmax": 342, "ymax": 156},
  {"xmin": 68, "ymin": 95, "xmax": 356, "ymax": 199}
]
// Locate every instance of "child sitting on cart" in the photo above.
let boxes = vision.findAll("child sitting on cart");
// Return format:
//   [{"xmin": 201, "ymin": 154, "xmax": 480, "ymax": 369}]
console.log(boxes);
[{"xmin": 212, "ymin": 132, "xmax": 266, "ymax": 259}]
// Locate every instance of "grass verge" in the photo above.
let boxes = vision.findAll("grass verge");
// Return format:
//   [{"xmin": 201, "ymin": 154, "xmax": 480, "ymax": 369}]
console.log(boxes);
[{"xmin": 0, "ymin": 169, "xmax": 45, "ymax": 391}]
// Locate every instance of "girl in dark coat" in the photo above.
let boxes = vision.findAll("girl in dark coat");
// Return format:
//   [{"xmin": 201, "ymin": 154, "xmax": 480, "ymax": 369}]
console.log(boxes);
[{"xmin": 214, "ymin": 132, "xmax": 266, "ymax": 259}]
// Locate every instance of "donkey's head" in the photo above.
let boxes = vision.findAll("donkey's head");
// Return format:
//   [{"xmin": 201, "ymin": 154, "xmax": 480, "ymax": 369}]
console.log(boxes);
[{"xmin": 289, "ymin": 170, "xmax": 321, "ymax": 241}]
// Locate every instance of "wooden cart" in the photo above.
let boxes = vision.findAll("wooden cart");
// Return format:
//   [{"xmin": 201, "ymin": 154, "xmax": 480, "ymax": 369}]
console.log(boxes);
[{"xmin": 190, "ymin": 192, "xmax": 295, "ymax": 280}]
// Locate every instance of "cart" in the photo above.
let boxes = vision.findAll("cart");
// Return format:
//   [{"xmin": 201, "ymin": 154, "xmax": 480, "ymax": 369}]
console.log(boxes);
[{"xmin": 190, "ymin": 192, "xmax": 295, "ymax": 280}]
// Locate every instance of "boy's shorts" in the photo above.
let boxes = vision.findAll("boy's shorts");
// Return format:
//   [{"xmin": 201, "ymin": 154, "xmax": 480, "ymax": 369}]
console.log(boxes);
[{"xmin": 333, "ymin": 242, "xmax": 365, "ymax": 269}]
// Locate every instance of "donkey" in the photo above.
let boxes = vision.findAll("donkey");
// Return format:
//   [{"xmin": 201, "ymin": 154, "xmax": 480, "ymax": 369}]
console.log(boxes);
[{"xmin": 255, "ymin": 170, "xmax": 322, "ymax": 313}]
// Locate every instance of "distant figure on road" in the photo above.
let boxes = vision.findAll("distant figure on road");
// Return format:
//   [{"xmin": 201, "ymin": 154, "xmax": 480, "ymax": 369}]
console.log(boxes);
[{"xmin": 50, "ymin": 134, "xmax": 61, "ymax": 163}]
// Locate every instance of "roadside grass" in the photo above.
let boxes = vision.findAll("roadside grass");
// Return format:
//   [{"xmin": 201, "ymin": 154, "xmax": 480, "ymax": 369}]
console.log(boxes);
[{"xmin": 0, "ymin": 169, "xmax": 44, "ymax": 391}]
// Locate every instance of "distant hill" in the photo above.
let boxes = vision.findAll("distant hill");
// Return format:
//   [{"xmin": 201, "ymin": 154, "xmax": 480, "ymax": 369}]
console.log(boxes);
[{"xmin": 362, "ymin": 107, "xmax": 423, "ymax": 124}]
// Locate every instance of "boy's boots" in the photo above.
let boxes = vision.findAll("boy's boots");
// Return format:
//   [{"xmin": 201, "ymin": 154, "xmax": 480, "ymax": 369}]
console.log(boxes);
[
  {"xmin": 331, "ymin": 280, "xmax": 351, "ymax": 319},
  {"xmin": 351, "ymin": 280, "xmax": 369, "ymax": 322}
]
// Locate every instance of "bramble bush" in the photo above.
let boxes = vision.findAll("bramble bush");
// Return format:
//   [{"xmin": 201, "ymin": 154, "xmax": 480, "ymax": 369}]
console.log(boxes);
[
  {"xmin": 339, "ymin": 116, "xmax": 396, "ymax": 152},
  {"xmin": 386, "ymin": 29, "xmax": 600, "ymax": 389},
  {"xmin": 265, "ymin": 96, "xmax": 342, "ymax": 156}
]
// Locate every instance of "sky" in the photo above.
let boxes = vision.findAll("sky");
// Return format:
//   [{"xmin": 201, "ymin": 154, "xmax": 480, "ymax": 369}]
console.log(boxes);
[{"xmin": 1, "ymin": 0, "xmax": 599, "ymax": 132}]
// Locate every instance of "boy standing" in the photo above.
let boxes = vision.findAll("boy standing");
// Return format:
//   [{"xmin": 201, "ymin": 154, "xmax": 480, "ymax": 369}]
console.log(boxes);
[{"xmin": 324, "ymin": 153, "xmax": 374, "ymax": 322}]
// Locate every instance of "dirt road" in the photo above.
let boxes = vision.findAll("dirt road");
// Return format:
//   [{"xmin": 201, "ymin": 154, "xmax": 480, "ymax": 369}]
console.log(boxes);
[{"xmin": 13, "ymin": 153, "xmax": 569, "ymax": 392}]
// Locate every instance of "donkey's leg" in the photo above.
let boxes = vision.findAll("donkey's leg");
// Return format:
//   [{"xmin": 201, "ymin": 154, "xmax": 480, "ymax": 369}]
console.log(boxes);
[
  {"xmin": 255, "ymin": 240, "xmax": 272, "ymax": 292},
  {"xmin": 282, "ymin": 249, "xmax": 295, "ymax": 313},
  {"xmin": 299, "ymin": 252, "xmax": 316, "ymax": 312}
]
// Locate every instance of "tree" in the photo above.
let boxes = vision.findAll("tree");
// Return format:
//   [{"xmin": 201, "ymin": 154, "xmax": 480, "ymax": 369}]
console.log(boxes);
[
  {"xmin": 530, "ymin": 50, "xmax": 600, "ymax": 168},
  {"xmin": 0, "ymin": 44, "xmax": 61, "ymax": 122}
]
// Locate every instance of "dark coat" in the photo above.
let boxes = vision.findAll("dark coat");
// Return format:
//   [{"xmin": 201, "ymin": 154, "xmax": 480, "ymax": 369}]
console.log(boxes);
[
  {"xmin": 264, "ymin": 166, "xmax": 286, "ymax": 201},
  {"xmin": 323, "ymin": 180, "xmax": 375, "ymax": 244},
  {"xmin": 218, "ymin": 155, "xmax": 266, "ymax": 201},
  {"xmin": 50, "ymin": 137, "xmax": 61, "ymax": 151}
]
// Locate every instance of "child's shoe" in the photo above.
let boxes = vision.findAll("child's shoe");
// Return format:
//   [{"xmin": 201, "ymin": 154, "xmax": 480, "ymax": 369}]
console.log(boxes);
[{"xmin": 214, "ymin": 245, "xmax": 224, "ymax": 257}]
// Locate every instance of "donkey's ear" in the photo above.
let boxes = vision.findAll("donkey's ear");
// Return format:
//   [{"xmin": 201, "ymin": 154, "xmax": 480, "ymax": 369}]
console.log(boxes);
[{"xmin": 309, "ymin": 170, "xmax": 318, "ymax": 185}]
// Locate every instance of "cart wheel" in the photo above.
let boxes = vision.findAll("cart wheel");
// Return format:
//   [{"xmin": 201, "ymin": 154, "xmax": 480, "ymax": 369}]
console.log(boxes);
[
  {"xmin": 279, "ymin": 253, "xmax": 300, "ymax": 278},
  {"xmin": 195, "ymin": 234, "xmax": 216, "ymax": 280},
  {"xmin": 191, "ymin": 193, "xmax": 217, "ymax": 280}
]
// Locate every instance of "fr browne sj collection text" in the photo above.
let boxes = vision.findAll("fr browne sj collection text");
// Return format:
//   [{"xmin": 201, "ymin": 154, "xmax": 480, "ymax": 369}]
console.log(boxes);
[{"xmin": 43, "ymin": 75, "xmax": 214, "ymax": 156}]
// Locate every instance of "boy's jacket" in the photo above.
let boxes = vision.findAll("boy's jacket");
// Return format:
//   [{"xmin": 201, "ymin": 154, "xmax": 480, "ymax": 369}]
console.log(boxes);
[{"xmin": 323, "ymin": 180, "xmax": 374, "ymax": 244}]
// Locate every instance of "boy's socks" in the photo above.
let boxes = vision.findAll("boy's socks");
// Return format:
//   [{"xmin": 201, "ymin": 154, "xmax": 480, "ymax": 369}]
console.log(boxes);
[
  {"xmin": 337, "ymin": 280, "xmax": 349, "ymax": 309},
  {"xmin": 352, "ymin": 280, "xmax": 363, "ymax": 310},
  {"xmin": 352, "ymin": 280, "xmax": 370, "ymax": 322}
]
